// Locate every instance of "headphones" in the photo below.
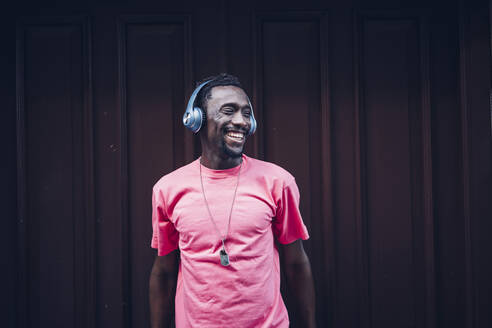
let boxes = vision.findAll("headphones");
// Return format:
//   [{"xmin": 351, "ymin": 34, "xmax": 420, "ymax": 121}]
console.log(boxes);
[{"xmin": 182, "ymin": 80, "xmax": 257, "ymax": 135}]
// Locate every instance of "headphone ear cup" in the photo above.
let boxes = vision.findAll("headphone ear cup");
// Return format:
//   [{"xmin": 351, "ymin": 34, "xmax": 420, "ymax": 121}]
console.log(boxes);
[
  {"xmin": 199, "ymin": 107, "xmax": 206, "ymax": 128},
  {"xmin": 194, "ymin": 107, "xmax": 205, "ymax": 133},
  {"xmin": 248, "ymin": 115, "xmax": 257, "ymax": 135},
  {"xmin": 183, "ymin": 79, "xmax": 212, "ymax": 133},
  {"xmin": 183, "ymin": 107, "xmax": 205, "ymax": 133}
]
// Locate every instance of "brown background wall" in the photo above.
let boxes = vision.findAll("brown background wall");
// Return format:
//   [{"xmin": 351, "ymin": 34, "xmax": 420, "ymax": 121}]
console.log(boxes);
[{"xmin": 1, "ymin": 0, "xmax": 491, "ymax": 327}]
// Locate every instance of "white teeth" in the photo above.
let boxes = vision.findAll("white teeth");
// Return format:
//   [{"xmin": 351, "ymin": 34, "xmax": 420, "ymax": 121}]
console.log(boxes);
[{"xmin": 226, "ymin": 132, "xmax": 244, "ymax": 139}]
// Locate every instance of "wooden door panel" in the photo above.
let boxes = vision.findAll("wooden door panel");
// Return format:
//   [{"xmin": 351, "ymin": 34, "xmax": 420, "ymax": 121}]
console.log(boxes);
[
  {"xmin": 119, "ymin": 16, "xmax": 191, "ymax": 328},
  {"xmin": 254, "ymin": 13, "xmax": 331, "ymax": 327},
  {"xmin": 356, "ymin": 14, "xmax": 434, "ymax": 328},
  {"xmin": 17, "ymin": 18, "xmax": 92, "ymax": 328}
]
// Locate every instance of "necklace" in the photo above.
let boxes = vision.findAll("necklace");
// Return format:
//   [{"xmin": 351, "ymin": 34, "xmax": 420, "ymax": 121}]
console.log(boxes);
[{"xmin": 199, "ymin": 158, "xmax": 242, "ymax": 266}]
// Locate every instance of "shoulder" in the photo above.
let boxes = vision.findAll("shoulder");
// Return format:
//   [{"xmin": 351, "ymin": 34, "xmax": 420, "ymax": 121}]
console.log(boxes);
[
  {"xmin": 245, "ymin": 155, "xmax": 296, "ymax": 186},
  {"xmin": 152, "ymin": 160, "xmax": 198, "ymax": 192}
]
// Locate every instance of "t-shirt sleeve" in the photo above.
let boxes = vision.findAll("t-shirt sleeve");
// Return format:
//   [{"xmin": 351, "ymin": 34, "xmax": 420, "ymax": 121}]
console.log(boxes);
[
  {"xmin": 151, "ymin": 186, "xmax": 179, "ymax": 256},
  {"xmin": 272, "ymin": 179, "xmax": 310, "ymax": 244}
]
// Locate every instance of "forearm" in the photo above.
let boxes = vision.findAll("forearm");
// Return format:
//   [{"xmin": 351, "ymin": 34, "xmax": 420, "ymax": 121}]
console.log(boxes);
[
  {"xmin": 285, "ymin": 256, "xmax": 316, "ymax": 328},
  {"xmin": 149, "ymin": 270, "xmax": 177, "ymax": 328}
]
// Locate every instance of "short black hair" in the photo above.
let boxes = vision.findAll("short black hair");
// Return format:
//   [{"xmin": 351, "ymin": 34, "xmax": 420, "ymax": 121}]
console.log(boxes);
[{"xmin": 195, "ymin": 73, "xmax": 244, "ymax": 111}]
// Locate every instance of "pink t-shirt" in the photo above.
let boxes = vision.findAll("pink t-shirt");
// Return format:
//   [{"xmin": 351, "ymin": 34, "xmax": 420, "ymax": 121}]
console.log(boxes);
[{"xmin": 151, "ymin": 154, "xmax": 309, "ymax": 328}]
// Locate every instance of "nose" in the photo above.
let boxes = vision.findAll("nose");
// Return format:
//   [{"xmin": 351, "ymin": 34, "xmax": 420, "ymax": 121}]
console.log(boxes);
[{"xmin": 231, "ymin": 111, "xmax": 249, "ymax": 128}]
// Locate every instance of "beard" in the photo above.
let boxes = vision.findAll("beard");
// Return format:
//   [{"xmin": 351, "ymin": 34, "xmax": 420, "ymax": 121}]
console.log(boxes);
[{"xmin": 221, "ymin": 138, "xmax": 244, "ymax": 159}]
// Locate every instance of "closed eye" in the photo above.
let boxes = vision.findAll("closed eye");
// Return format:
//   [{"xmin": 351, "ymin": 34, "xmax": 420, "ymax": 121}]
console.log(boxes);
[{"xmin": 221, "ymin": 107, "xmax": 235, "ymax": 114}]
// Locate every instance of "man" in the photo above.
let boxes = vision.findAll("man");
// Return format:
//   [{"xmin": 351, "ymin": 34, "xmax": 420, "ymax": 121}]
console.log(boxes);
[{"xmin": 149, "ymin": 73, "xmax": 316, "ymax": 327}]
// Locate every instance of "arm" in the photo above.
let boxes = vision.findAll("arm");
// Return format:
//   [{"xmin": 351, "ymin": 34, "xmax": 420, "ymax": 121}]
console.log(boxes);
[
  {"xmin": 149, "ymin": 250, "xmax": 179, "ymax": 328},
  {"xmin": 281, "ymin": 239, "xmax": 316, "ymax": 328}
]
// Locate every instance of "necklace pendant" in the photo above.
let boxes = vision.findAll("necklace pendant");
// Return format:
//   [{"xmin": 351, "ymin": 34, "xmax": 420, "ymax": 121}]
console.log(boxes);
[{"xmin": 220, "ymin": 249, "xmax": 230, "ymax": 266}]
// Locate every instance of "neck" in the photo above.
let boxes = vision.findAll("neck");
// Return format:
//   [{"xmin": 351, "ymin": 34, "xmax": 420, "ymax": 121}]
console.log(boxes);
[{"xmin": 200, "ymin": 149, "xmax": 243, "ymax": 170}]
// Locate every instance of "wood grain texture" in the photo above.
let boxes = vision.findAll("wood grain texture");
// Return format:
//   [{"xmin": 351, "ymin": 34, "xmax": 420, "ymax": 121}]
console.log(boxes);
[
  {"xmin": 459, "ymin": 1, "xmax": 492, "ymax": 327},
  {"xmin": 355, "ymin": 11, "xmax": 435, "ymax": 328},
  {"xmin": 254, "ymin": 12, "xmax": 332, "ymax": 327},
  {"xmin": 16, "ymin": 16, "xmax": 93, "ymax": 328},
  {"xmin": 117, "ymin": 15, "xmax": 192, "ymax": 328},
  {"xmin": 8, "ymin": 1, "xmax": 492, "ymax": 328}
]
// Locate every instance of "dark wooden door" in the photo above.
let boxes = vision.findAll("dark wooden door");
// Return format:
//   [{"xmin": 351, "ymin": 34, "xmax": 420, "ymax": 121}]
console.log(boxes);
[{"xmin": 3, "ymin": 0, "xmax": 491, "ymax": 327}]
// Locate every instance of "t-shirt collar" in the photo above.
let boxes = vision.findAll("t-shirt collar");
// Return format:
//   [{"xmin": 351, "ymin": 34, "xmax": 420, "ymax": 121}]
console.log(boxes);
[{"xmin": 197, "ymin": 154, "xmax": 248, "ymax": 178}]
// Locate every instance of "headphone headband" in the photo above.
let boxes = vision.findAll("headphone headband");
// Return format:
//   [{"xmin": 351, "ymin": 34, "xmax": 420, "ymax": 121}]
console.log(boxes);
[{"xmin": 182, "ymin": 79, "xmax": 257, "ymax": 135}]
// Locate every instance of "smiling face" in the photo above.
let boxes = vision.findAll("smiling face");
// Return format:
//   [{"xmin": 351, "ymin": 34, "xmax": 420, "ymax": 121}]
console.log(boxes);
[{"xmin": 201, "ymin": 85, "xmax": 252, "ymax": 160}]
